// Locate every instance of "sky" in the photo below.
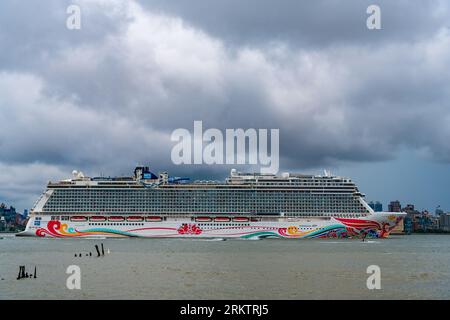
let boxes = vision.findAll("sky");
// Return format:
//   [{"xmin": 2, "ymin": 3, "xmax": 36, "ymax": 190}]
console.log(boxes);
[{"xmin": 0, "ymin": 0, "xmax": 449, "ymax": 212}]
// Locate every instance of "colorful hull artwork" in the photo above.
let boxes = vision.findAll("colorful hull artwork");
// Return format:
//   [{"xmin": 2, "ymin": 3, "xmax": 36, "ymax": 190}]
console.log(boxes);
[{"xmin": 19, "ymin": 213, "xmax": 405, "ymax": 239}]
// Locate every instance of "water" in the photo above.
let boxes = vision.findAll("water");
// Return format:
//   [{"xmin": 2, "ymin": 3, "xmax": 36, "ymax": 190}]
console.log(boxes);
[{"xmin": 0, "ymin": 234, "xmax": 449, "ymax": 299}]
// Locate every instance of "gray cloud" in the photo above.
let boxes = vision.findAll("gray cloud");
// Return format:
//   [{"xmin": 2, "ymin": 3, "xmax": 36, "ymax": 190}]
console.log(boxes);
[
  {"xmin": 138, "ymin": 0, "xmax": 450, "ymax": 47},
  {"xmin": 0, "ymin": 0, "xmax": 450, "ymax": 210}
]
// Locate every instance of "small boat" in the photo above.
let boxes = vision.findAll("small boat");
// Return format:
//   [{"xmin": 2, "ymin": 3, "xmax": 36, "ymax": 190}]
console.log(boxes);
[
  {"xmin": 127, "ymin": 216, "xmax": 144, "ymax": 222},
  {"xmin": 195, "ymin": 216, "xmax": 212, "ymax": 222},
  {"xmin": 70, "ymin": 216, "xmax": 88, "ymax": 222},
  {"xmin": 89, "ymin": 216, "xmax": 107, "ymax": 222},
  {"xmin": 108, "ymin": 216, "xmax": 125, "ymax": 222},
  {"xmin": 232, "ymin": 217, "xmax": 249, "ymax": 222},
  {"xmin": 214, "ymin": 217, "xmax": 230, "ymax": 222},
  {"xmin": 145, "ymin": 216, "xmax": 162, "ymax": 222}
]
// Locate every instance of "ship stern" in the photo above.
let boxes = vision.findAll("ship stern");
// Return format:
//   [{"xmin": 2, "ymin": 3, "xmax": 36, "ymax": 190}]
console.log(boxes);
[{"xmin": 370, "ymin": 212, "xmax": 406, "ymax": 238}]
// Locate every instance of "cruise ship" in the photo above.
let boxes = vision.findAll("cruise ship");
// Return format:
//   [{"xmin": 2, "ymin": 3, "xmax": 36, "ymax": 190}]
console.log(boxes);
[{"xmin": 19, "ymin": 166, "xmax": 405, "ymax": 239}]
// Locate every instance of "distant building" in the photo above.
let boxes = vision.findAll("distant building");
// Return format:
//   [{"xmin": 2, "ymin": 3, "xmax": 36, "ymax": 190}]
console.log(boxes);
[
  {"xmin": 0, "ymin": 203, "xmax": 17, "ymax": 223},
  {"xmin": 402, "ymin": 204, "xmax": 420, "ymax": 234},
  {"xmin": 435, "ymin": 206, "xmax": 444, "ymax": 216},
  {"xmin": 403, "ymin": 204, "xmax": 416, "ymax": 213},
  {"xmin": 409, "ymin": 210, "xmax": 440, "ymax": 232},
  {"xmin": 403, "ymin": 216, "xmax": 413, "ymax": 234},
  {"xmin": 440, "ymin": 213, "xmax": 450, "ymax": 232},
  {"xmin": 399, "ymin": 204, "xmax": 446, "ymax": 233},
  {"xmin": 0, "ymin": 203, "xmax": 27, "ymax": 232},
  {"xmin": 368, "ymin": 201, "xmax": 383, "ymax": 212},
  {"xmin": 0, "ymin": 216, "xmax": 5, "ymax": 231},
  {"xmin": 388, "ymin": 200, "xmax": 402, "ymax": 212},
  {"xmin": 374, "ymin": 201, "xmax": 382, "ymax": 212},
  {"xmin": 427, "ymin": 212, "xmax": 437, "ymax": 231}
]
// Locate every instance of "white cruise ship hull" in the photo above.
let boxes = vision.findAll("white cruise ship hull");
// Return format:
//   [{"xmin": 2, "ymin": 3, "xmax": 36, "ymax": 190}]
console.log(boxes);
[{"xmin": 18, "ymin": 212, "xmax": 405, "ymax": 239}]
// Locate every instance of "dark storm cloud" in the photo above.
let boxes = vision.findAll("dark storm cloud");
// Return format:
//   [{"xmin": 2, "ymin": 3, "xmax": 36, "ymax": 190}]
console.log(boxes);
[
  {"xmin": 0, "ymin": 0, "xmax": 129, "ymax": 72},
  {"xmin": 138, "ymin": 0, "xmax": 449, "ymax": 47},
  {"xmin": 0, "ymin": 0, "xmax": 450, "ymax": 210}
]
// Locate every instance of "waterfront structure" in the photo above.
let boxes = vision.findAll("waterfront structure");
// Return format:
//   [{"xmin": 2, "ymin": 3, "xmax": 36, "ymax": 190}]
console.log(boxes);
[
  {"xmin": 0, "ymin": 216, "xmax": 5, "ymax": 231},
  {"xmin": 403, "ymin": 204, "xmax": 417, "ymax": 214},
  {"xmin": 0, "ymin": 203, "xmax": 17, "ymax": 223},
  {"xmin": 19, "ymin": 167, "xmax": 405, "ymax": 239},
  {"xmin": 402, "ymin": 204, "xmax": 419, "ymax": 233},
  {"xmin": 403, "ymin": 216, "xmax": 413, "ymax": 234},
  {"xmin": 403, "ymin": 208, "xmax": 449, "ymax": 233},
  {"xmin": 388, "ymin": 200, "xmax": 402, "ymax": 213},
  {"xmin": 402, "ymin": 205, "xmax": 441, "ymax": 233},
  {"xmin": 0, "ymin": 203, "xmax": 27, "ymax": 232},
  {"xmin": 440, "ymin": 214, "xmax": 450, "ymax": 232},
  {"xmin": 416, "ymin": 210, "xmax": 439, "ymax": 232}
]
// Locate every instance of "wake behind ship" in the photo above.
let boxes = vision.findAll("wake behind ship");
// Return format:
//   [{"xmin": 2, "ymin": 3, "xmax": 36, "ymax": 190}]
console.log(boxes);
[{"xmin": 19, "ymin": 167, "xmax": 405, "ymax": 239}]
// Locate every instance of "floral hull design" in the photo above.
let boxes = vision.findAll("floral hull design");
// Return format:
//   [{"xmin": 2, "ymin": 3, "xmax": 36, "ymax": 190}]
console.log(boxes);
[{"xmin": 25, "ymin": 213, "xmax": 405, "ymax": 239}]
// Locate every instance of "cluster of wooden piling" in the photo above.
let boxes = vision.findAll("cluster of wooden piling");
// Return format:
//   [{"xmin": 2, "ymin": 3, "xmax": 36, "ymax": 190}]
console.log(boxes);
[
  {"xmin": 17, "ymin": 266, "xmax": 37, "ymax": 280},
  {"xmin": 74, "ymin": 243, "xmax": 108, "ymax": 258}
]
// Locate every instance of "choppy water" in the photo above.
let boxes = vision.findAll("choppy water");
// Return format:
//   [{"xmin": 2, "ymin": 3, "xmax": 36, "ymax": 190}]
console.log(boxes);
[{"xmin": 0, "ymin": 234, "xmax": 449, "ymax": 299}]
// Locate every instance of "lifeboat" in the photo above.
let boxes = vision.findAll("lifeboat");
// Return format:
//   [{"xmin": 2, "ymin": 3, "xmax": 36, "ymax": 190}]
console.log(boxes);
[
  {"xmin": 233, "ymin": 217, "xmax": 249, "ymax": 222},
  {"xmin": 250, "ymin": 217, "xmax": 260, "ymax": 222},
  {"xmin": 108, "ymin": 216, "xmax": 125, "ymax": 222},
  {"xmin": 89, "ymin": 216, "xmax": 107, "ymax": 222},
  {"xmin": 145, "ymin": 216, "xmax": 162, "ymax": 222},
  {"xmin": 127, "ymin": 216, "xmax": 144, "ymax": 222},
  {"xmin": 70, "ymin": 216, "xmax": 87, "ymax": 222},
  {"xmin": 195, "ymin": 216, "xmax": 212, "ymax": 222},
  {"xmin": 214, "ymin": 217, "xmax": 230, "ymax": 222}
]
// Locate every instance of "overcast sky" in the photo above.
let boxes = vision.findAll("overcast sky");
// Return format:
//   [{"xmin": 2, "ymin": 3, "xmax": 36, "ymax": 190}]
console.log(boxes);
[{"xmin": 1, "ymin": 0, "xmax": 449, "ymax": 212}]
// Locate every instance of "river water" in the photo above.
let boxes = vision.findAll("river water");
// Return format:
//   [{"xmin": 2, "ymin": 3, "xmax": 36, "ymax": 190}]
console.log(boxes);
[{"xmin": 0, "ymin": 234, "xmax": 449, "ymax": 299}]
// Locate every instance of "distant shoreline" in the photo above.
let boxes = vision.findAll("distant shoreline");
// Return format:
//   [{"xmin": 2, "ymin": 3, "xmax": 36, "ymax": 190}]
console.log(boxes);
[{"xmin": 406, "ymin": 231, "xmax": 450, "ymax": 235}]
